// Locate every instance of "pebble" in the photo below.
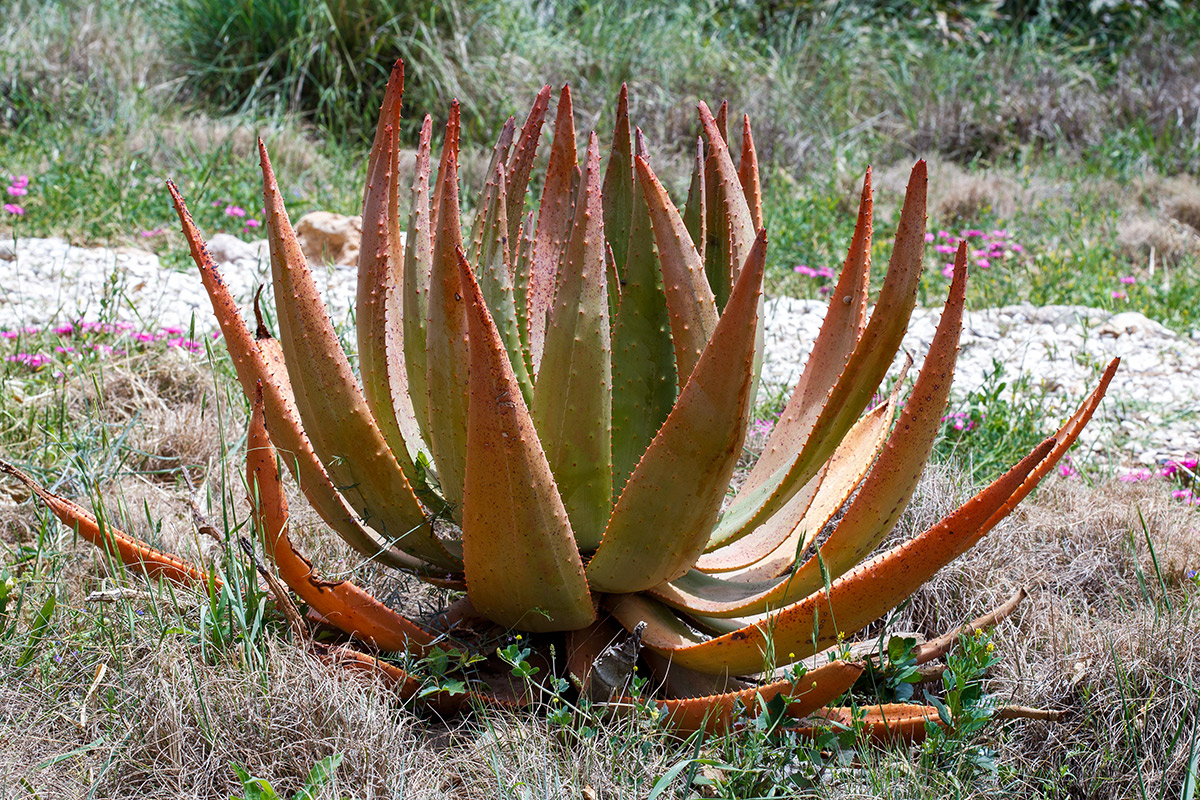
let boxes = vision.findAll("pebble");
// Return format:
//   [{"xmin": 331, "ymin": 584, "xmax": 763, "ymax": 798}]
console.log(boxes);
[{"xmin": 1, "ymin": 236, "xmax": 1195, "ymax": 466}]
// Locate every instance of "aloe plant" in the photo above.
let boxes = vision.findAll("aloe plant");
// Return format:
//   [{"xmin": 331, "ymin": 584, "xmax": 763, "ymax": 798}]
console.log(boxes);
[{"xmin": 3, "ymin": 62, "xmax": 1117, "ymax": 735}]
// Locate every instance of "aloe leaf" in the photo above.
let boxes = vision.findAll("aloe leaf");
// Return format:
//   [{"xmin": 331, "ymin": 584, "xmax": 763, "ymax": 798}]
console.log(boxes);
[
  {"xmin": 459, "ymin": 248, "xmax": 595, "ymax": 632},
  {"xmin": 474, "ymin": 161, "xmax": 533, "ymax": 407},
  {"xmin": 740, "ymin": 168, "xmax": 873, "ymax": 498},
  {"xmin": 610, "ymin": 131, "xmax": 675, "ymax": 501},
  {"xmin": 526, "ymin": 85, "xmax": 578, "ymax": 374},
  {"xmin": 357, "ymin": 120, "xmax": 435, "ymax": 502},
  {"xmin": 682, "ymin": 137, "xmax": 706, "ymax": 267},
  {"xmin": 698, "ymin": 101, "xmax": 756, "ymax": 306},
  {"xmin": 601, "ymin": 84, "xmax": 633, "ymax": 279},
  {"xmin": 468, "ymin": 115, "xmax": 515, "ymax": 258},
  {"xmin": 641, "ymin": 437, "xmax": 1056, "ymax": 675},
  {"xmin": 695, "ymin": 387, "xmax": 897, "ymax": 576},
  {"xmin": 506, "ymin": 84, "xmax": 552, "ymax": 253},
  {"xmin": 425, "ymin": 102, "xmax": 470, "ymax": 514},
  {"xmin": 403, "ymin": 116, "xmax": 435, "ymax": 450},
  {"xmin": 706, "ymin": 161, "xmax": 927, "ymax": 551},
  {"xmin": 259, "ymin": 142, "xmax": 459, "ymax": 570},
  {"xmin": 737, "ymin": 114, "xmax": 763, "ymax": 232},
  {"xmin": 633, "ymin": 155, "xmax": 718, "ymax": 388},
  {"xmin": 169, "ymin": 182, "xmax": 434, "ymax": 573},
  {"xmin": 655, "ymin": 245, "xmax": 969, "ymax": 618},
  {"xmin": 246, "ymin": 386, "xmax": 438, "ymax": 653},
  {"xmin": 531, "ymin": 134, "xmax": 613, "ymax": 551},
  {"xmin": 586, "ymin": 230, "xmax": 766, "ymax": 593}
]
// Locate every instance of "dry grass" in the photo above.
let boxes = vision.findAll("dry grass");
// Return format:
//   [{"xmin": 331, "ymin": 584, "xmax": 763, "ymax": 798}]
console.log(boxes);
[
  {"xmin": 3, "ymin": 406, "xmax": 1198, "ymax": 797},
  {"xmin": 880, "ymin": 466, "xmax": 1200, "ymax": 798}
]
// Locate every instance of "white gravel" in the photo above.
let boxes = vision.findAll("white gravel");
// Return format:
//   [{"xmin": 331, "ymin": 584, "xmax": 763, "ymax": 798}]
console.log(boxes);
[{"xmin": 2, "ymin": 235, "xmax": 1196, "ymax": 466}]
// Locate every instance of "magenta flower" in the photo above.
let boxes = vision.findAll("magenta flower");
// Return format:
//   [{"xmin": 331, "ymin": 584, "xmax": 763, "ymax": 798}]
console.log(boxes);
[
  {"xmin": 976, "ymin": 258, "xmax": 991, "ymax": 269},
  {"xmin": 244, "ymin": 219, "xmax": 260, "ymax": 229},
  {"xmin": 6, "ymin": 186, "xmax": 27, "ymax": 197},
  {"xmin": 1119, "ymin": 275, "xmax": 1136, "ymax": 285},
  {"xmin": 1111, "ymin": 290, "xmax": 1128, "ymax": 300},
  {"xmin": 934, "ymin": 244, "xmax": 955, "ymax": 254},
  {"xmin": 941, "ymin": 263, "xmax": 955, "ymax": 278},
  {"xmin": 4, "ymin": 203, "xmax": 24, "ymax": 216},
  {"xmin": 962, "ymin": 229, "xmax": 984, "ymax": 238},
  {"xmin": 140, "ymin": 228, "xmax": 166, "ymax": 238},
  {"xmin": 225, "ymin": 204, "xmax": 247, "ymax": 218},
  {"xmin": 924, "ymin": 232, "xmax": 935, "ymax": 243}
]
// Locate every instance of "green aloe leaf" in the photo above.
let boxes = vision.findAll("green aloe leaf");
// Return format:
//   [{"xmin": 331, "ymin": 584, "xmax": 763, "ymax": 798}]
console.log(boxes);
[
  {"xmin": 531, "ymin": 134, "xmax": 613, "ymax": 551},
  {"xmin": 587, "ymin": 229, "xmax": 766, "ymax": 593}
]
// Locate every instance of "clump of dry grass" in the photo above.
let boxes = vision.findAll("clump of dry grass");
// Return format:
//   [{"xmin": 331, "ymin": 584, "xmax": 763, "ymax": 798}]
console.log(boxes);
[{"xmin": 884, "ymin": 466, "xmax": 1200, "ymax": 798}]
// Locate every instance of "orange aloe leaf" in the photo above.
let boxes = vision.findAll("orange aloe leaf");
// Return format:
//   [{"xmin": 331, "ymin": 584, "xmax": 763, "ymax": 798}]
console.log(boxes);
[
  {"xmin": 505, "ymin": 84, "xmax": 552, "ymax": 254},
  {"xmin": 737, "ymin": 114, "xmax": 762, "ymax": 232},
  {"xmin": 246, "ymin": 386, "xmax": 437, "ymax": 654},
  {"xmin": 357, "ymin": 120, "xmax": 434, "ymax": 501},
  {"xmin": 631, "ymin": 437, "xmax": 1055, "ymax": 675},
  {"xmin": 403, "ymin": 115, "xmax": 436, "ymax": 450},
  {"xmin": 168, "ymin": 182, "xmax": 429, "ymax": 573},
  {"xmin": 797, "ymin": 704, "xmax": 939, "ymax": 744},
  {"xmin": 425, "ymin": 102, "xmax": 471, "ymax": 513},
  {"xmin": 531, "ymin": 133, "xmax": 613, "ymax": 550},
  {"xmin": 527, "ymin": 84, "xmax": 578, "ymax": 374},
  {"xmin": 698, "ymin": 101, "xmax": 755, "ymax": 308},
  {"xmin": 459, "ymin": 247, "xmax": 595, "ymax": 632},
  {"xmin": 1, "ymin": 461, "xmax": 214, "ymax": 588},
  {"xmin": 468, "ymin": 115, "xmax": 516, "ymax": 259},
  {"xmin": 586, "ymin": 230, "xmax": 766, "ymax": 593},
  {"xmin": 655, "ymin": 659, "xmax": 863, "ymax": 735},
  {"xmin": 739, "ymin": 168, "xmax": 873, "ymax": 498},
  {"xmin": 694, "ymin": 384, "xmax": 898, "ymax": 576},
  {"xmin": 706, "ymin": 161, "xmax": 926, "ymax": 552},
  {"xmin": 633, "ymin": 154, "xmax": 718, "ymax": 387},
  {"xmin": 259, "ymin": 140, "xmax": 458, "ymax": 570},
  {"xmin": 654, "ymin": 243, "xmax": 965, "ymax": 618}
]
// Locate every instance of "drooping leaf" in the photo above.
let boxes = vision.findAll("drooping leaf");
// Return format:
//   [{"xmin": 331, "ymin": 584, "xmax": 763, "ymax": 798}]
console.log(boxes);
[
  {"xmin": 260, "ymin": 140, "xmax": 458, "ymax": 569},
  {"xmin": 246, "ymin": 385, "xmax": 437, "ymax": 653}
]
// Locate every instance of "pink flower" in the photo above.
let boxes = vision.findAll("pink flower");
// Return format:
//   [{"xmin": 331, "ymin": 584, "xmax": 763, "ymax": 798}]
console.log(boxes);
[
  {"xmin": 52, "ymin": 324, "xmax": 73, "ymax": 336},
  {"xmin": 793, "ymin": 265, "xmax": 817, "ymax": 277},
  {"xmin": 10, "ymin": 175, "xmax": 28, "ymax": 188},
  {"xmin": 140, "ymin": 228, "xmax": 165, "ymax": 238},
  {"xmin": 1058, "ymin": 463, "xmax": 1077, "ymax": 478},
  {"xmin": 818, "ymin": 285, "xmax": 832, "ymax": 294},
  {"xmin": 989, "ymin": 229, "xmax": 1007, "ymax": 238},
  {"xmin": 962, "ymin": 229, "xmax": 984, "ymax": 238},
  {"xmin": 224, "ymin": 204, "xmax": 247, "ymax": 218},
  {"xmin": 924, "ymin": 232, "xmax": 935, "ymax": 243},
  {"xmin": 6, "ymin": 186, "xmax": 27, "ymax": 197},
  {"xmin": 4, "ymin": 203, "xmax": 24, "ymax": 216},
  {"xmin": 1111, "ymin": 290, "xmax": 1127, "ymax": 300},
  {"xmin": 934, "ymin": 244, "xmax": 955, "ymax": 254},
  {"xmin": 161, "ymin": 326, "xmax": 184, "ymax": 336},
  {"xmin": 1011, "ymin": 244, "xmax": 1024, "ymax": 253},
  {"xmin": 816, "ymin": 266, "xmax": 835, "ymax": 278},
  {"xmin": 976, "ymin": 258, "xmax": 991, "ymax": 269},
  {"xmin": 244, "ymin": 219, "xmax": 260, "ymax": 229},
  {"xmin": 54, "ymin": 345, "xmax": 73, "ymax": 354},
  {"xmin": 1119, "ymin": 275, "xmax": 1136, "ymax": 285},
  {"xmin": 941, "ymin": 263, "xmax": 955, "ymax": 278},
  {"xmin": 1119, "ymin": 469, "xmax": 1153, "ymax": 482},
  {"xmin": 938, "ymin": 230, "xmax": 954, "ymax": 240}
]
